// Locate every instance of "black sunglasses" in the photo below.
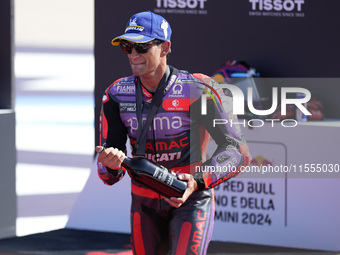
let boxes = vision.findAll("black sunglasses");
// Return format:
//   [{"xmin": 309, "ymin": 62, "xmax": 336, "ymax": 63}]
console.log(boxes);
[{"xmin": 119, "ymin": 40, "xmax": 163, "ymax": 54}]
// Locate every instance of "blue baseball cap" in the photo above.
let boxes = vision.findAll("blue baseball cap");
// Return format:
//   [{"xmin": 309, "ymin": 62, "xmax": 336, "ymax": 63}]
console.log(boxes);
[{"xmin": 112, "ymin": 11, "xmax": 172, "ymax": 46}]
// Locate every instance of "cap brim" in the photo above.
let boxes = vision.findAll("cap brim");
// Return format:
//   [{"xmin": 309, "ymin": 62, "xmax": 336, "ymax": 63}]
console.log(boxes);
[{"xmin": 111, "ymin": 33, "xmax": 155, "ymax": 46}]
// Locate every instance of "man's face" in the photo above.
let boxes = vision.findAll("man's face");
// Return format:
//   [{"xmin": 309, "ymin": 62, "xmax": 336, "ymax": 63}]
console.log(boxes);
[{"xmin": 126, "ymin": 42, "xmax": 163, "ymax": 77}]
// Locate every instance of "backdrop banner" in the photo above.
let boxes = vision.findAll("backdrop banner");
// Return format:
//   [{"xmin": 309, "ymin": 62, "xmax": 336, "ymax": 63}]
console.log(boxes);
[{"xmin": 94, "ymin": 0, "xmax": 340, "ymax": 147}]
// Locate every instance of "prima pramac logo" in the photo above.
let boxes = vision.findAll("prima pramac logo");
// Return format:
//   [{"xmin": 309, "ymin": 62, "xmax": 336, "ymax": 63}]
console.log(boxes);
[{"xmin": 200, "ymin": 83, "xmax": 311, "ymax": 128}]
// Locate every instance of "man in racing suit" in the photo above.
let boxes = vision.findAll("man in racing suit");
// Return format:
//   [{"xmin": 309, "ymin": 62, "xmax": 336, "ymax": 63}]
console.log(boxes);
[{"xmin": 96, "ymin": 11, "xmax": 251, "ymax": 255}]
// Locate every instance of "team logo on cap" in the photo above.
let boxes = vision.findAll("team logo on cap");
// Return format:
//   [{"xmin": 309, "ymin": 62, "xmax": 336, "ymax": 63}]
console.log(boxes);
[
  {"xmin": 130, "ymin": 18, "xmax": 137, "ymax": 26},
  {"xmin": 125, "ymin": 17, "xmax": 144, "ymax": 32},
  {"xmin": 161, "ymin": 20, "xmax": 169, "ymax": 40}
]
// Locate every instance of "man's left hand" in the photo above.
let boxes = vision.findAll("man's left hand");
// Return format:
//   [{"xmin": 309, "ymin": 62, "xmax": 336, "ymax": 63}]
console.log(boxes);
[
  {"xmin": 164, "ymin": 173, "xmax": 197, "ymax": 208},
  {"xmin": 239, "ymin": 142, "xmax": 252, "ymax": 167}
]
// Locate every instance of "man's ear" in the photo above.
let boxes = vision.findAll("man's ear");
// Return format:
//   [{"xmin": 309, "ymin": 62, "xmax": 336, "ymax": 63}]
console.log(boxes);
[{"xmin": 161, "ymin": 41, "xmax": 171, "ymax": 57}]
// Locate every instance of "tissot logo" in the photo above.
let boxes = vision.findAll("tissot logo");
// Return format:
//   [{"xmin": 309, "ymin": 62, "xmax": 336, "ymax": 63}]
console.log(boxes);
[
  {"xmin": 249, "ymin": 0, "xmax": 305, "ymax": 18},
  {"xmin": 250, "ymin": 0, "xmax": 304, "ymax": 11},
  {"xmin": 156, "ymin": 0, "xmax": 207, "ymax": 8},
  {"xmin": 154, "ymin": 0, "xmax": 208, "ymax": 15}
]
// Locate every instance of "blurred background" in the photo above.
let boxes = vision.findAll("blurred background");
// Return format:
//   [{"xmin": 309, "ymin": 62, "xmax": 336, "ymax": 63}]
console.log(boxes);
[{"xmin": 14, "ymin": 0, "xmax": 94, "ymax": 236}]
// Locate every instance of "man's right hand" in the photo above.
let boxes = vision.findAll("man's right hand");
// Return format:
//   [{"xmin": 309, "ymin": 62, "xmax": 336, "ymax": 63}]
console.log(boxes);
[{"xmin": 96, "ymin": 146, "xmax": 126, "ymax": 170}]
